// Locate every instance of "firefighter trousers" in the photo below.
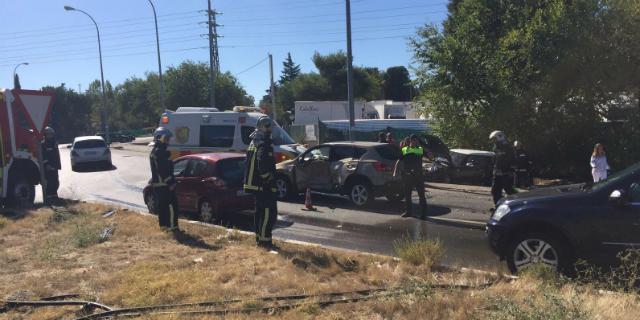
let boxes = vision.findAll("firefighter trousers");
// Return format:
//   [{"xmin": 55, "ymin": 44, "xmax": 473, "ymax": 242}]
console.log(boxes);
[
  {"xmin": 254, "ymin": 191, "xmax": 277, "ymax": 245},
  {"xmin": 45, "ymin": 169, "xmax": 59, "ymax": 198},
  {"xmin": 154, "ymin": 186, "xmax": 179, "ymax": 229},
  {"xmin": 492, "ymin": 174, "xmax": 517, "ymax": 205}
]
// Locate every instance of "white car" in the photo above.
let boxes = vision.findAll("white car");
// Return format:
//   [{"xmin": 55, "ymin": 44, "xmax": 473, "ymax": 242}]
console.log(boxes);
[{"xmin": 71, "ymin": 136, "xmax": 112, "ymax": 170}]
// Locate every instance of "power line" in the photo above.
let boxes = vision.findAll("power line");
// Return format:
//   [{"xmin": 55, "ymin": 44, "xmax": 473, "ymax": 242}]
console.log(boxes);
[
  {"xmin": 0, "ymin": 23, "xmax": 205, "ymax": 52},
  {"xmin": 234, "ymin": 56, "xmax": 270, "ymax": 76},
  {"xmin": 0, "ymin": 46, "xmax": 208, "ymax": 68},
  {"xmin": 0, "ymin": 35, "xmax": 206, "ymax": 63},
  {"xmin": 0, "ymin": 33, "xmax": 412, "ymax": 69},
  {"xmin": 221, "ymin": 10, "xmax": 444, "ymax": 28},
  {"xmin": 0, "ymin": 33, "xmax": 413, "ymax": 68},
  {"xmin": 0, "ymin": 21, "xmax": 421, "ymax": 55},
  {"xmin": 219, "ymin": 2, "xmax": 446, "ymax": 24},
  {"xmin": 0, "ymin": 10, "xmax": 201, "ymax": 38},
  {"xmin": 220, "ymin": 34, "xmax": 413, "ymax": 49}
]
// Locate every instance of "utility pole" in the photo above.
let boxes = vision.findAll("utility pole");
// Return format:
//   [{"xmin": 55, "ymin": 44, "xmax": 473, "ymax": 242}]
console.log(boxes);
[
  {"xmin": 269, "ymin": 53, "xmax": 276, "ymax": 120},
  {"xmin": 207, "ymin": 0, "xmax": 220, "ymax": 109},
  {"xmin": 345, "ymin": 0, "xmax": 355, "ymax": 140}
]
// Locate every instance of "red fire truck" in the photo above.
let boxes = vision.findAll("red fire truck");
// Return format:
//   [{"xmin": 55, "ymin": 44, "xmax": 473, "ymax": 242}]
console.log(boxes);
[{"xmin": 0, "ymin": 88, "xmax": 55, "ymax": 207}]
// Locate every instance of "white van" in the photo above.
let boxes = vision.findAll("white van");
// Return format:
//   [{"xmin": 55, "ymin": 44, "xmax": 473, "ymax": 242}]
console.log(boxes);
[{"xmin": 158, "ymin": 106, "xmax": 305, "ymax": 162}]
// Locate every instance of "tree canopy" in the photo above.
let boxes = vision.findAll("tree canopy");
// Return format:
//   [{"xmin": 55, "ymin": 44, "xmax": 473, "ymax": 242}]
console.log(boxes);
[{"xmin": 411, "ymin": 0, "xmax": 640, "ymax": 178}]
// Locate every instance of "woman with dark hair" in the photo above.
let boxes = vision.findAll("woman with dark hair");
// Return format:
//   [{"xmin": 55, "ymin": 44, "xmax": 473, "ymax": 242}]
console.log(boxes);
[{"xmin": 590, "ymin": 143, "xmax": 609, "ymax": 183}]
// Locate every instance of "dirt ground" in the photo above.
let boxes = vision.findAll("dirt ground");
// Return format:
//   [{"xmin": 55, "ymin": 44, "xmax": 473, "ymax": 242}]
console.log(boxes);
[{"xmin": 1, "ymin": 202, "xmax": 639, "ymax": 319}]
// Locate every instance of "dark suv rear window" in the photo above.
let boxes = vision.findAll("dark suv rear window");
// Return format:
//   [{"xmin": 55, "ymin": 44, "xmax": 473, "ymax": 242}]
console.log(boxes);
[
  {"xmin": 74, "ymin": 139, "xmax": 107, "ymax": 149},
  {"xmin": 375, "ymin": 145, "xmax": 401, "ymax": 160},
  {"xmin": 217, "ymin": 158, "xmax": 245, "ymax": 186}
]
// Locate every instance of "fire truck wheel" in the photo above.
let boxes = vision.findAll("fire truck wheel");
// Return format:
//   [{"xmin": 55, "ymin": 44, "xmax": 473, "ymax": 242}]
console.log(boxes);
[{"xmin": 7, "ymin": 177, "xmax": 35, "ymax": 208}]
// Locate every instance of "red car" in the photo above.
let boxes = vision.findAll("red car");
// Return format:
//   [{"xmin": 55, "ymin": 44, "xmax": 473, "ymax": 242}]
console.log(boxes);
[{"xmin": 143, "ymin": 153, "xmax": 254, "ymax": 222}]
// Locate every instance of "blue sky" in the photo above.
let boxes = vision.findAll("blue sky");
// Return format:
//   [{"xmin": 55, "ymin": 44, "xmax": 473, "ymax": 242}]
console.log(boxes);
[{"xmin": 0, "ymin": 0, "xmax": 448, "ymax": 103}]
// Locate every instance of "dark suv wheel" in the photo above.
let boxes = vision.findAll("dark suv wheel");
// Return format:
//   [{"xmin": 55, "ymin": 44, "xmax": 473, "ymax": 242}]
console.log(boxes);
[
  {"xmin": 507, "ymin": 232, "xmax": 570, "ymax": 274},
  {"xmin": 275, "ymin": 175, "xmax": 293, "ymax": 200}
]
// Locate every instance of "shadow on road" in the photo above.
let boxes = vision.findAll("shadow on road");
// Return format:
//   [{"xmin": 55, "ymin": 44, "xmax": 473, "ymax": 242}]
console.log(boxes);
[
  {"xmin": 72, "ymin": 164, "xmax": 118, "ymax": 173},
  {"xmin": 281, "ymin": 193, "xmax": 405, "ymax": 215}
]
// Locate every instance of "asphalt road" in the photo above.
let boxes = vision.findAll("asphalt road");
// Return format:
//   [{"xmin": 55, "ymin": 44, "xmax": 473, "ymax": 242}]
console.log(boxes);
[{"xmin": 43, "ymin": 145, "xmax": 502, "ymax": 271}]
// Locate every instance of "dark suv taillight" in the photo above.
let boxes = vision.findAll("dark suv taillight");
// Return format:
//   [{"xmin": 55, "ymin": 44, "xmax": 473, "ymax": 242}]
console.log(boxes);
[
  {"xmin": 71, "ymin": 150, "xmax": 79, "ymax": 157},
  {"xmin": 373, "ymin": 161, "xmax": 389, "ymax": 172},
  {"xmin": 103, "ymin": 148, "xmax": 111, "ymax": 155}
]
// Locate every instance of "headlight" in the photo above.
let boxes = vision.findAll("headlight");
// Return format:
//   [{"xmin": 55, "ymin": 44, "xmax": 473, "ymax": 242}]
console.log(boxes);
[{"xmin": 493, "ymin": 204, "xmax": 511, "ymax": 221}]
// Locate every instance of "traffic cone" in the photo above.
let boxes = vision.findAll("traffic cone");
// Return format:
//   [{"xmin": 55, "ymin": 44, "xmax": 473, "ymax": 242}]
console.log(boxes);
[{"xmin": 303, "ymin": 187, "xmax": 316, "ymax": 211}]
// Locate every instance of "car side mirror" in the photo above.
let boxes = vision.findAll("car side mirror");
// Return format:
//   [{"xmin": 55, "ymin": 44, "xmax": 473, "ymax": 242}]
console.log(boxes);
[{"xmin": 609, "ymin": 189, "xmax": 627, "ymax": 206}]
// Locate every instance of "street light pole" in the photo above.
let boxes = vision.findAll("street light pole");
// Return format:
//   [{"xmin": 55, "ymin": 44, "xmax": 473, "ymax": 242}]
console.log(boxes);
[
  {"xmin": 345, "ymin": 0, "xmax": 355, "ymax": 141},
  {"xmin": 12, "ymin": 62, "xmax": 28, "ymax": 89},
  {"xmin": 64, "ymin": 5, "xmax": 110, "ymax": 144},
  {"xmin": 147, "ymin": 0, "xmax": 165, "ymax": 110}
]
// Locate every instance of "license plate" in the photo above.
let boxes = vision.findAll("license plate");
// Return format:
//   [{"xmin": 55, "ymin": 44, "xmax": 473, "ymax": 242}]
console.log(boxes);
[
  {"xmin": 85, "ymin": 151, "xmax": 97, "ymax": 155},
  {"xmin": 236, "ymin": 190, "xmax": 247, "ymax": 196}
]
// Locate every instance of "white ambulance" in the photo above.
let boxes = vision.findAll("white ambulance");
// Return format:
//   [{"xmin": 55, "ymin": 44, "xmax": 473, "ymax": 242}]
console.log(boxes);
[{"xmin": 158, "ymin": 106, "xmax": 305, "ymax": 162}]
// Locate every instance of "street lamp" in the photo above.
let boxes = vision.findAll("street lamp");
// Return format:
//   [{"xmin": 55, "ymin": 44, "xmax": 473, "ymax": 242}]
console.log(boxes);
[
  {"xmin": 147, "ymin": 0, "xmax": 165, "ymax": 110},
  {"xmin": 13, "ymin": 62, "xmax": 29, "ymax": 89},
  {"xmin": 64, "ymin": 5, "xmax": 110, "ymax": 143}
]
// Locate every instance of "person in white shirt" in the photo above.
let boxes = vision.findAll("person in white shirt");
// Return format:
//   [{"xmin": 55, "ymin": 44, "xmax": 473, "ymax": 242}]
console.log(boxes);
[{"xmin": 590, "ymin": 143, "xmax": 609, "ymax": 183}]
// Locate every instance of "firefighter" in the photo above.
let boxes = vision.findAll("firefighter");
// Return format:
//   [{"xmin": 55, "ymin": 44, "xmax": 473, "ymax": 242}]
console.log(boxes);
[
  {"xmin": 150, "ymin": 127, "xmax": 179, "ymax": 231},
  {"xmin": 41, "ymin": 126, "xmax": 61, "ymax": 203},
  {"xmin": 399, "ymin": 134, "xmax": 428, "ymax": 218},
  {"xmin": 244, "ymin": 116, "xmax": 278, "ymax": 250},
  {"xmin": 490, "ymin": 130, "xmax": 517, "ymax": 205},
  {"xmin": 513, "ymin": 141, "xmax": 532, "ymax": 188}
]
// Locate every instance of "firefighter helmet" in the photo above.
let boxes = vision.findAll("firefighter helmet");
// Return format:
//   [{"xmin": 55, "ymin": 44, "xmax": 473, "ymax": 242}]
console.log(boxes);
[
  {"xmin": 489, "ymin": 130, "xmax": 507, "ymax": 143},
  {"xmin": 154, "ymin": 127, "xmax": 173, "ymax": 142},
  {"xmin": 256, "ymin": 116, "xmax": 273, "ymax": 130}
]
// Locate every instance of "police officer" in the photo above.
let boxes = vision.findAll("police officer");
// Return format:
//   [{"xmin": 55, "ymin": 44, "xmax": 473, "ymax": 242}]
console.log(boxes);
[
  {"xmin": 150, "ymin": 127, "xmax": 179, "ymax": 231},
  {"xmin": 399, "ymin": 134, "xmax": 428, "ymax": 218},
  {"xmin": 41, "ymin": 126, "xmax": 61, "ymax": 203},
  {"xmin": 490, "ymin": 130, "xmax": 517, "ymax": 205},
  {"xmin": 513, "ymin": 140, "xmax": 532, "ymax": 188},
  {"xmin": 244, "ymin": 116, "xmax": 278, "ymax": 249}
]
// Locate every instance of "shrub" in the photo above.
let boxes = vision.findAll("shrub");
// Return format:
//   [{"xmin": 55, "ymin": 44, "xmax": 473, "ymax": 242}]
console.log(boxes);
[{"xmin": 393, "ymin": 235, "xmax": 443, "ymax": 267}]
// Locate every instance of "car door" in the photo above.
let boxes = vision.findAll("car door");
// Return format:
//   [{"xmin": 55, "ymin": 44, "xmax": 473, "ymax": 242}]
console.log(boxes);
[
  {"xmin": 178, "ymin": 159, "xmax": 209, "ymax": 211},
  {"xmin": 329, "ymin": 146, "xmax": 357, "ymax": 187},
  {"xmin": 599, "ymin": 176, "xmax": 640, "ymax": 257},
  {"xmin": 295, "ymin": 146, "xmax": 332, "ymax": 191},
  {"xmin": 173, "ymin": 159, "xmax": 191, "ymax": 210}
]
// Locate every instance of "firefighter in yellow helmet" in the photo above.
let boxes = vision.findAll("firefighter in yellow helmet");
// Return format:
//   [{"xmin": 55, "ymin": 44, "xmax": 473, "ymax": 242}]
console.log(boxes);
[{"xmin": 243, "ymin": 116, "xmax": 278, "ymax": 250}]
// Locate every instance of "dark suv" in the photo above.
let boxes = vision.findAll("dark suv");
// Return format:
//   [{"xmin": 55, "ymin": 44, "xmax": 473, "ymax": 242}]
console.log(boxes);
[{"xmin": 487, "ymin": 162, "xmax": 640, "ymax": 274}]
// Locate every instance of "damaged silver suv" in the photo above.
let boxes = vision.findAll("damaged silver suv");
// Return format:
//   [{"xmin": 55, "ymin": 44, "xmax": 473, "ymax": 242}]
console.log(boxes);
[{"xmin": 275, "ymin": 142, "xmax": 404, "ymax": 207}]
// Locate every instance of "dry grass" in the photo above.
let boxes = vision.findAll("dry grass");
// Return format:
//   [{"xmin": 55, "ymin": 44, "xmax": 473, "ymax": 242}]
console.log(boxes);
[{"xmin": 1, "ymin": 203, "xmax": 639, "ymax": 319}]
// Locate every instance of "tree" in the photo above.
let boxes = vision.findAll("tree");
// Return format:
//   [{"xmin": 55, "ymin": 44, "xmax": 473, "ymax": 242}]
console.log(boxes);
[
  {"xmin": 165, "ymin": 61, "xmax": 253, "ymax": 111},
  {"xmin": 279, "ymin": 53, "xmax": 301, "ymax": 85},
  {"xmin": 383, "ymin": 66, "xmax": 411, "ymax": 101},
  {"xmin": 13, "ymin": 74, "xmax": 21, "ymax": 89},
  {"xmin": 42, "ymin": 84, "xmax": 93, "ymax": 142},
  {"xmin": 410, "ymin": 0, "xmax": 640, "ymax": 178},
  {"xmin": 311, "ymin": 51, "xmax": 381, "ymax": 100}
]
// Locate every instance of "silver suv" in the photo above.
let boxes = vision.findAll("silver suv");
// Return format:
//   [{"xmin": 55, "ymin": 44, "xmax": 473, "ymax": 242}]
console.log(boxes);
[{"xmin": 275, "ymin": 142, "xmax": 403, "ymax": 206}]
